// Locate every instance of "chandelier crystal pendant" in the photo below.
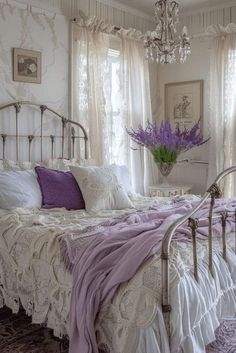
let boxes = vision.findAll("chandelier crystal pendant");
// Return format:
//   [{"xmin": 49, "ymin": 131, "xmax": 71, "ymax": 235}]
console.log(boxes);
[{"xmin": 144, "ymin": 0, "xmax": 191, "ymax": 64}]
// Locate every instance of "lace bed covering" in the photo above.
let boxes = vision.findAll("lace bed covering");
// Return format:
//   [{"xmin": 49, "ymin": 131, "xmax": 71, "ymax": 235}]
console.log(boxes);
[
  {"xmin": 0, "ymin": 194, "xmax": 236, "ymax": 353},
  {"xmin": 0, "ymin": 195, "xmax": 169, "ymax": 336}
]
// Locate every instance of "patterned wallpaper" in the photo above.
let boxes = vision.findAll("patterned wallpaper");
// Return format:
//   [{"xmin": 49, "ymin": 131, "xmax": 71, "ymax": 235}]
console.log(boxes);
[{"xmin": 0, "ymin": 2, "xmax": 69, "ymax": 113}]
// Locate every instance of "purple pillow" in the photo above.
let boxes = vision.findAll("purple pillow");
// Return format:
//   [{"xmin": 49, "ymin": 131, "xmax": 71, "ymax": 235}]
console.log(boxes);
[{"xmin": 35, "ymin": 167, "xmax": 85, "ymax": 210}]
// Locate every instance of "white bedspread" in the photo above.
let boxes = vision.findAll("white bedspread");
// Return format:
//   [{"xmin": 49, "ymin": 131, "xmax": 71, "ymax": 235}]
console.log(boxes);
[{"xmin": 0, "ymin": 194, "xmax": 236, "ymax": 353}]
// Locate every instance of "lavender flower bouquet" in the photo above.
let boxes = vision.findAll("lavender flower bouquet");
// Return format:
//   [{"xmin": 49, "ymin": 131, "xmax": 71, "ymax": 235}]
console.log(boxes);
[{"xmin": 127, "ymin": 120, "xmax": 208, "ymax": 183}]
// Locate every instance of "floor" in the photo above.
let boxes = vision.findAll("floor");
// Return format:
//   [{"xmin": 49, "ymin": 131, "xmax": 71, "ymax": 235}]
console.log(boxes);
[
  {"xmin": 0, "ymin": 307, "xmax": 236, "ymax": 353},
  {"xmin": 0, "ymin": 307, "xmax": 68, "ymax": 353}
]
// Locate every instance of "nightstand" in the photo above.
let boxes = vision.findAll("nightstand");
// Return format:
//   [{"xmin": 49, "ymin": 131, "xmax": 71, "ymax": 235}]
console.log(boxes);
[{"xmin": 149, "ymin": 185, "xmax": 192, "ymax": 197}]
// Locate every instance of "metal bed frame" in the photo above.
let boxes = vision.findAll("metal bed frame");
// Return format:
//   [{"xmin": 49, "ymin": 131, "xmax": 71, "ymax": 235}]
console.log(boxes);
[
  {"xmin": 1, "ymin": 101, "xmax": 235, "ymax": 349},
  {"xmin": 0, "ymin": 101, "xmax": 88, "ymax": 161},
  {"xmin": 161, "ymin": 166, "xmax": 236, "ymax": 346}
]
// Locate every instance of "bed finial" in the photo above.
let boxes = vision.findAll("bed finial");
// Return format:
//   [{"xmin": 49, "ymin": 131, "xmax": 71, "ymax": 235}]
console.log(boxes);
[
  {"xmin": 207, "ymin": 183, "xmax": 222, "ymax": 199},
  {"xmin": 50, "ymin": 135, "xmax": 55, "ymax": 159},
  {"xmin": 28, "ymin": 135, "xmax": 34, "ymax": 162},
  {"xmin": 40, "ymin": 105, "xmax": 47, "ymax": 113},
  {"xmin": 14, "ymin": 102, "xmax": 21, "ymax": 113}
]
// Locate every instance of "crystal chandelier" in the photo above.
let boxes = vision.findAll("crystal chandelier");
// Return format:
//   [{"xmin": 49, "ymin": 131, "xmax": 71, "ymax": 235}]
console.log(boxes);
[{"xmin": 144, "ymin": 0, "xmax": 191, "ymax": 64}]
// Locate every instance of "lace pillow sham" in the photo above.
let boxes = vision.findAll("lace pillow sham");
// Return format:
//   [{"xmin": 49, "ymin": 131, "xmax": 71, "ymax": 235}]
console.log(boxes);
[{"xmin": 70, "ymin": 165, "xmax": 134, "ymax": 212}]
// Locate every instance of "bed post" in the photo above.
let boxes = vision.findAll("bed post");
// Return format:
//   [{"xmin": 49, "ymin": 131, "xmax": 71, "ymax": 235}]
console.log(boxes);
[
  {"xmin": 71, "ymin": 127, "xmax": 75, "ymax": 159},
  {"xmin": 61, "ymin": 117, "xmax": 67, "ymax": 159},
  {"xmin": 161, "ymin": 252, "xmax": 171, "ymax": 343},
  {"xmin": 188, "ymin": 218, "xmax": 199, "ymax": 282},
  {"xmin": 1, "ymin": 134, "xmax": 7, "ymax": 160},
  {"xmin": 14, "ymin": 103, "xmax": 21, "ymax": 161},
  {"xmin": 207, "ymin": 183, "xmax": 222, "ymax": 277},
  {"xmin": 40, "ymin": 105, "xmax": 47, "ymax": 161},
  {"xmin": 28, "ymin": 135, "xmax": 34, "ymax": 162},
  {"xmin": 50, "ymin": 135, "xmax": 55, "ymax": 159},
  {"xmin": 221, "ymin": 212, "xmax": 228, "ymax": 261}
]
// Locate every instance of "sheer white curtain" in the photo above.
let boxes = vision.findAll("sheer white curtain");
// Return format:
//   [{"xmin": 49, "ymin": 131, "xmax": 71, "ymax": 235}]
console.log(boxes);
[
  {"xmin": 208, "ymin": 30, "xmax": 236, "ymax": 196},
  {"xmin": 119, "ymin": 30, "xmax": 156, "ymax": 194},
  {"xmin": 72, "ymin": 23, "xmax": 110, "ymax": 165},
  {"xmin": 72, "ymin": 21, "xmax": 156, "ymax": 194}
]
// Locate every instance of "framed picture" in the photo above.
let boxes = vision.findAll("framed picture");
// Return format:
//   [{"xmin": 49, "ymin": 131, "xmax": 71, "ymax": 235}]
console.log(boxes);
[
  {"xmin": 13, "ymin": 48, "xmax": 41, "ymax": 84},
  {"xmin": 165, "ymin": 80, "xmax": 203, "ymax": 130}
]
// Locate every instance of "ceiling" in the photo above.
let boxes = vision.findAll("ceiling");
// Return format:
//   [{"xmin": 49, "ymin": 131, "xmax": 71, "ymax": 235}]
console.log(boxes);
[{"xmin": 114, "ymin": 0, "xmax": 235, "ymax": 16}]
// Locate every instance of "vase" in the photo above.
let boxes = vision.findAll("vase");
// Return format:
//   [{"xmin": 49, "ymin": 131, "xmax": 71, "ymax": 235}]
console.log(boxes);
[{"xmin": 156, "ymin": 162, "xmax": 175, "ymax": 186}]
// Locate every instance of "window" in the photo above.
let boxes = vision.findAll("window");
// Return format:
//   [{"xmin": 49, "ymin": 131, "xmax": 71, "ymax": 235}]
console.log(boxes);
[{"xmin": 104, "ymin": 48, "xmax": 127, "ymax": 165}]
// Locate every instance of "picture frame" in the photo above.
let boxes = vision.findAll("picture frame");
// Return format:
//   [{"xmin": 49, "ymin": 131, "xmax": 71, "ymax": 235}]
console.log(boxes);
[
  {"xmin": 165, "ymin": 80, "xmax": 203, "ymax": 130},
  {"xmin": 13, "ymin": 48, "xmax": 41, "ymax": 84}
]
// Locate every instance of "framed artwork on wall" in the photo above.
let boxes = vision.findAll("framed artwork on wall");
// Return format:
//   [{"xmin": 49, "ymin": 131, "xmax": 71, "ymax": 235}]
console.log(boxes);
[
  {"xmin": 165, "ymin": 80, "xmax": 203, "ymax": 130},
  {"xmin": 13, "ymin": 48, "xmax": 41, "ymax": 84}
]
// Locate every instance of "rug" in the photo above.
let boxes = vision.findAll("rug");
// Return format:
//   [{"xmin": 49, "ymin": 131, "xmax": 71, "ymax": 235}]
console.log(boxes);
[
  {"xmin": 0, "ymin": 307, "xmax": 68, "ymax": 353},
  {"xmin": 206, "ymin": 317, "xmax": 236, "ymax": 353},
  {"xmin": 0, "ymin": 306, "xmax": 236, "ymax": 352}
]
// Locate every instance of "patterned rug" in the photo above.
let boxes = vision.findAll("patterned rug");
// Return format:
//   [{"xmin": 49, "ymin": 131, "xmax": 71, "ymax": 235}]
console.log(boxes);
[
  {"xmin": 206, "ymin": 317, "xmax": 236, "ymax": 353},
  {"xmin": 0, "ymin": 307, "xmax": 68, "ymax": 353},
  {"xmin": 0, "ymin": 306, "xmax": 236, "ymax": 352}
]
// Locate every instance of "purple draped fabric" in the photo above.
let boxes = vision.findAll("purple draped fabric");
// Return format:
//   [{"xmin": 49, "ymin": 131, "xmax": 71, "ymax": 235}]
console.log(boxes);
[{"xmin": 59, "ymin": 197, "xmax": 236, "ymax": 353}]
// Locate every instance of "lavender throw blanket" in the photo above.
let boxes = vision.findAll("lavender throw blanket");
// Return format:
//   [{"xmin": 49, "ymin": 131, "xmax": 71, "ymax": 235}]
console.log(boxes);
[{"xmin": 60, "ymin": 198, "xmax": 236, "ymax": 353}]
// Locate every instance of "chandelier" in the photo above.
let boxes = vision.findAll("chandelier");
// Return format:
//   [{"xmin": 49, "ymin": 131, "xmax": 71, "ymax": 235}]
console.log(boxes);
[{"xmin": 144, "ymin": 0, "xmax": 191, "ymax": 64}]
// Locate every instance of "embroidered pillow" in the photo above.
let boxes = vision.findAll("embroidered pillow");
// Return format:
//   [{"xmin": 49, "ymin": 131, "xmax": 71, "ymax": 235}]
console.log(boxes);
[
  {"xmin": 70, "ymin": 165, "xmax": 134, "ymax": 212},
  {"xmin": 110, "ymin": 164, "xmax": 134, "ymax": 195},
  {"xmin": 35, "ymin": 167, "xmax": 85, "ymax": 210}
]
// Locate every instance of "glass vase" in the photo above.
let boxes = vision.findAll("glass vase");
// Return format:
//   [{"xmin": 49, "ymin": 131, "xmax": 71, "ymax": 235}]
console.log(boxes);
[{"xmin": 156, "ymin": 162, "xmax": 175, "ymax": 186}]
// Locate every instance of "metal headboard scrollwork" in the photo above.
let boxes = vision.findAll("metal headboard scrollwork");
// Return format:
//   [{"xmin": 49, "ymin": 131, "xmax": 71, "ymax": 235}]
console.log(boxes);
[{"xmin": 0, "ymin": 101, "xmax": 88, "ymax": 161}]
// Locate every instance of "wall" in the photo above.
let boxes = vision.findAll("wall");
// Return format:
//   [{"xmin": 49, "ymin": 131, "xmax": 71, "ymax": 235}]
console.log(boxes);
[
  {"xmin": 0, "ymin": 1, "xmax": 69, "ymax": 112},
  {"xmin": 0, "ymin": 0, "xmax": 154, "ymax": 160},
  {"xmin": 0, "ymin": 0, "xmax": 154, "ymax": 112},
  {"xmin": 4, "ymin": 0, "xmax": 155, "ymax": 32},
  {"xmin": 155, "ymin": 2, "xmax": 236, "ymax": 194},
  {"xmin": 156, "ymin": 37, "xmax": 212, "ymax": 194}
]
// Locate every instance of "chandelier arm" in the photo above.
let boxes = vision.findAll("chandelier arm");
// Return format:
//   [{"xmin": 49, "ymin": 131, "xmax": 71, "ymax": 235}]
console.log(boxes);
[
  {"xmin": 164, "ymin": 0, "xmax": 169, "ymax": 43},
  {"xmin": 160, "ymin": 18, "xmax": 165, "ymax": 43}
]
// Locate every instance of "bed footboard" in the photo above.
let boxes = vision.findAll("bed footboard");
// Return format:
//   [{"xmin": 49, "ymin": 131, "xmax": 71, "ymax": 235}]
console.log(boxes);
[{"xmin": 161, "ymin": 166, "xmax": 236, "ymax": 345}]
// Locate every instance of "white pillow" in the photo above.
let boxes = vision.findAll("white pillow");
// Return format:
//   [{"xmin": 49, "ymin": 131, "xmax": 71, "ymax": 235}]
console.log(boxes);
[
  {"xmin": 0, "ymin": 170, "xmax": 42, "ymax": 209},
  {"xmin": 70, "ymin": 165, "xmax": 134, "ymax": 212},
  {"xmin": 110, "ymin": 164, "xmax": 134, "ymax": 195}
]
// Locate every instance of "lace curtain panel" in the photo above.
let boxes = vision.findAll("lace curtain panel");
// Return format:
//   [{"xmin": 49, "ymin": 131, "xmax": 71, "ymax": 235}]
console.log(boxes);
[
  {"xmin": 208, "ymin": 28, "xmax": 236, "ymax": 197},
  {"xmin": 72, "ymin": 19, "xmax": 157, "ymax": 194}
]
